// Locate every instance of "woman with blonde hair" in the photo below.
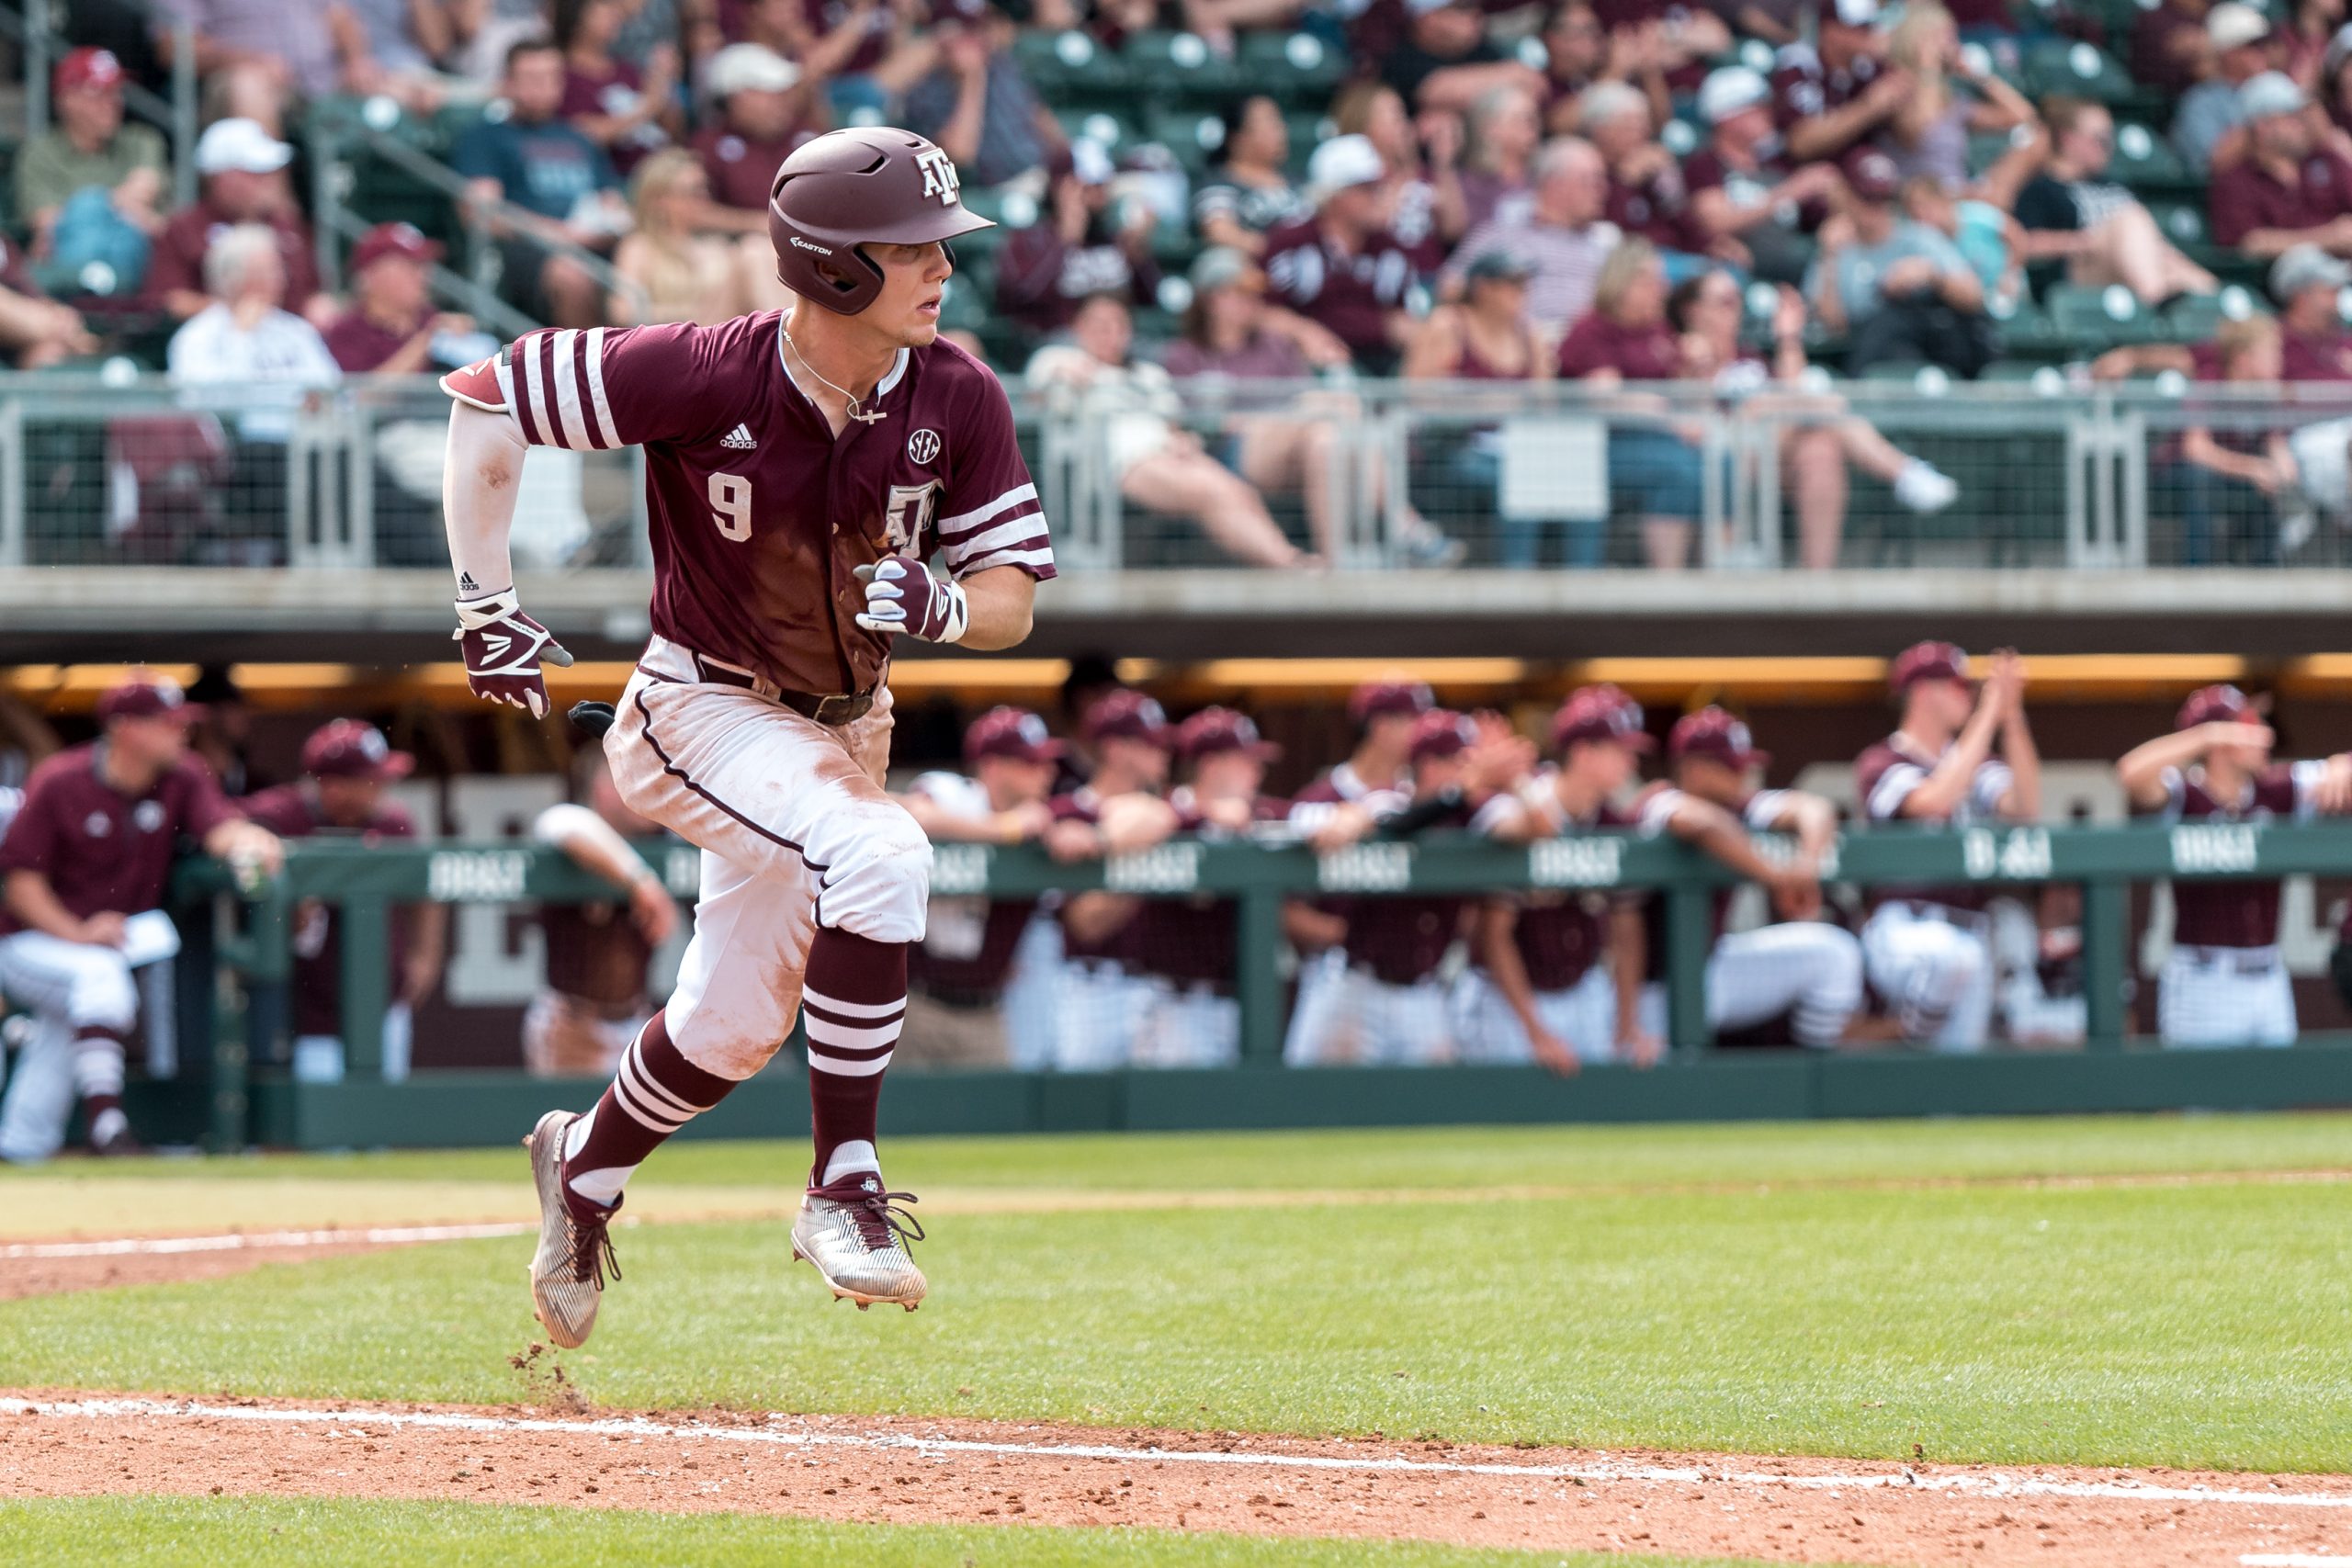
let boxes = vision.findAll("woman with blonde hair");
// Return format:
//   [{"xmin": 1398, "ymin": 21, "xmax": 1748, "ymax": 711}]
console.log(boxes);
[
  {"xmin": 1881, "ymin": 2, "xmax": 2037, "ymax": 190},
  {"xmin": 609, "ymin": 149, "xmax": 787, "ymax": 325}
]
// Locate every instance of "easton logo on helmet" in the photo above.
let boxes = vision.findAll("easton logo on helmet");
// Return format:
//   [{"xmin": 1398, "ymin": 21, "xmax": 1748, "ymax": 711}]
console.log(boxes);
[
  {"xmin": 915, "ymin": 148, "xmax": 962, "ymax": 205},
  {"xmin": 789, "ymin": 235, "xmax": 833, "ymax": 254}
]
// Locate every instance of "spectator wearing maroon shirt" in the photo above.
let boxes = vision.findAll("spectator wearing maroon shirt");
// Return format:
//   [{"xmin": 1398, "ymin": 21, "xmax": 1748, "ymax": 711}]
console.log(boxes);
[
  {"xmin": 1684, "ymin": 66, "xmax": 1841, "ymax": 287},
  {"xmin": 1329, "ymin": 81, "xmax": 1471, "ymax": 265},
  {"xmin": 1772, "ymin": 0, "xmax": 1905, "ymax": 165},
  {"xmin": 2133, "ymin": 0, "xmax": 2215, "ymax": 98},
  {"xmin": 1581, "ymin": 80, "xmax": 1711, "ymax": 265},
  {"xmin": 2272, "ymin": 243, "xmax": 2352, "ymax": 377},
  {"xmin": 1130, "ymin": 708, "xmax": 1288, "ymax": 1068},
  {"xmin": 1540, "ymin": 1, "xmax": 1668, "ymax": 134},
  {"xmin": 525, "ymin": 746, "xmax": 679, "ymax": 1078},
  {"xmin": 1591, "ymin": 0, "xmax": 1732, "ymax": 98},
  {"xmin": 894, "ymin": 707, "xmax": 1064, "ymax": 1069},
  {"xmin": 323, "ymin": 222, "xmax": 478, "ymax": 375},
  {"xmin": 691, "ymin": 44, "xmax": 823, "ymax": 238},
  {"xmin": 0, "ymin": 676, "xmax": 281, "ymax": 1161},
  {"xmin": 556, "ymin": 0, "xmax": 679, "ymax": 176},
  {"xmin": 146, "ymin": 118, "xmax": 329, "ymax": 325},
  {"xmin": 1261, "ymin": 135, "xmax": 1432, "ymax": 375},
  {"xmin": 242, "ymin": 721, "xmax": 444, "ymax": 1085},
  {"xmin": 2117, "ymin": 685, "xmax": 2352, "ymax": 1045},
  {"xmin": 995, "ymin": 139, "xmax": 1160, "ymax": 337},
  {"xmin": 2211, "ymin": 73, "xmax": 2352, "ymax": 255},
  {"xmin": 1556, "ymin": 238, "xmax": 1713, "ymax": 568},
  {"xmin": 1459, "ymin": 83, "xmax": 1543, "ymax": 231}
]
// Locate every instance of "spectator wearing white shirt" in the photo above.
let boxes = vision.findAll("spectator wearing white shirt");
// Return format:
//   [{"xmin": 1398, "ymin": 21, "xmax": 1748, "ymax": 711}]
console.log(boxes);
[{"xmin": 1442, "ymin": 137, "xmax": 1621, "ymax": 339}]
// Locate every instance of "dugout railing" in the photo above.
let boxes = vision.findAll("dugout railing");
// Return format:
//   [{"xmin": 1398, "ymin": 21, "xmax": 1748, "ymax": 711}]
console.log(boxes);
[{"xmin": 160, "ymin": 819, "xmax": 2352, "ymax": 1149}]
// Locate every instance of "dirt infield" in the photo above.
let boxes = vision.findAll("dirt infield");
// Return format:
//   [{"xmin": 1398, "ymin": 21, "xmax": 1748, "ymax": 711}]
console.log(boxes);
[{"xmin": 4, "ymin": 1391, "xmax": 2348, "ymax": 1566}]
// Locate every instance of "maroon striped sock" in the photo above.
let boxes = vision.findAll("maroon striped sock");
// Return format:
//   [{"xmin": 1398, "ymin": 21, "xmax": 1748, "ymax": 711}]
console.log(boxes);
[
  {"xmin": 802, "ymin": 926, "xmax": 907, "ymax": 1186},
  {"xmin": 560, "ymin": 1013, "xmax": 735, "ymax": 1206}
]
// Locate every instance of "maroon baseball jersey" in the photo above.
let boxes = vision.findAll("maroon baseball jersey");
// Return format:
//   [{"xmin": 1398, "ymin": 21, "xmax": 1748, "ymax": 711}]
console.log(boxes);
[
  {"xmin": 1473, "ymin": 771, "xmax": 1633, "ymax": 990},
  {"xmin": 2137, "ymin": 761, "xmax": 2321, "ymax": 948},
  {"xmin": 1261, "ymin": 218, "xmax": 1422, "ymax": 364},
  {"xmin": 1286, "ymin": 762, "xmax": 1409, "ymax": 930},
  {"xmin": 1857, "ymin": 733, "xmax": 2016, "ymax": 912},
  {"xmin": 442, "ymin": 316, "xmax": 1055, "ymax": 700},
  {"xmin": 1682, "ymin": 142, "xmax": 1826, "ymax": 234},
  {"xmin": 1133, "ymin": 787, "xmax": 1289, "ymax": 991},
  {"xmin": 147, "ymin": 200, "xmax": 322, "ymax": 309},
  {"xmin": 1049, "ymin": 787, "xmax": 1142, "ymax": 964},
  {"xmin": 1770, "ymin": 42, "xmax": 1880, "ymax": 135},
  {"xmin": 905, "ymin": 770, "xmax": 1036, "ymax": 998},
  {"xmin": 1631, "ymin": 784, "xmax": 1796, "ymax": 980},
  {"xmin": 241, "ymin": 784, "xmax": 416, "ymax": 1037},
  {"xmin": 1340, "ymin": 793, "xmax": 1475, "ymax": 985},
  {"xmin": 0, "ymin": 745, "xmax": 240, "ymax": 935},
  {"xmin": 2210, "ymin": 152, "xmax": 2352, "ymax": 252},
  {"xmin": 541, "ymin": 899, "xmax": 657, "ymax": 1011},
  {"xmin": 1606, "ymin": 164, "xmax": 1706, "ymax": 254}
]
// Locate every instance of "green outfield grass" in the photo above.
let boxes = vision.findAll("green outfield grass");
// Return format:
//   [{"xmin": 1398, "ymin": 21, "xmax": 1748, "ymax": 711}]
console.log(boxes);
[
  {"xmin": 2, "ymin": 1114, "xmax": 2348, "ymax": 1473},
  {"xmin": 0, "ymin": 1497, "xmax": 1807, "ymax": 1568}
]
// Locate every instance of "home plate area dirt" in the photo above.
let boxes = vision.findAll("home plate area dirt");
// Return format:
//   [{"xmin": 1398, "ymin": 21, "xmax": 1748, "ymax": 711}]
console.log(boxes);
[{"xmin": 4, "ymin": 1392, "xmax": 2348, "ymax": 1565}]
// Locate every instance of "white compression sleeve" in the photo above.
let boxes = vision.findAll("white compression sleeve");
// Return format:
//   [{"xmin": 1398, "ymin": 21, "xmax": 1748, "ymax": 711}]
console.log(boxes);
[{"xmin": 443, "ymin": 400, "xmax": 529, "ymax": 602}]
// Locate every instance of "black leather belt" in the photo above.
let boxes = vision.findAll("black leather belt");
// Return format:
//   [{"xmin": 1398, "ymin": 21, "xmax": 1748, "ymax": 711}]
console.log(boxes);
[{"xmin": 688, "ymin": 654, "xmax": 875, "ymax": 726}]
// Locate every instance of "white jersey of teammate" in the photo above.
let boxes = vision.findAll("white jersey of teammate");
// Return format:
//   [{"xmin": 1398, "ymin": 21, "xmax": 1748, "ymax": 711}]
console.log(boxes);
[{"xmin": 1854, "ymin": 735, "xmax": 2012, "ymax": 1051}]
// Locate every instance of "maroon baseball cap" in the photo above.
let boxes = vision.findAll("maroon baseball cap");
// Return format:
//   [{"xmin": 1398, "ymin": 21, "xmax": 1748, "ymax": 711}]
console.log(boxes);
[
  {"xmin": 303, "ymin": 718, "xmax": 414, "ymax": 781},
  {"xmin": 1408, "ymin": 709, "xmax": 1476, "ymax": 763},
  {"xmin": 351, "ymin": 220, "xmax": 442, "ymax": 274},
  {"xmin": 96, "ymin": 674, "xmax": 200, "ymax": 725},
  {"xmin": 1349, "ymin": 677, "xmax": 1436, "ymax": 725},
  {"xmin": 1889, "ymin": 640, "xmax": 1972, "ymax": 694},
  {"xmin": 964, "ymin": 705, "xmax": 1065, "ymax": 765},
  {"xmin": 2177, "ymin": 683, "xmax": 2260, "ymax": 731},
  {"xmin": 1549, "ymin": 684, "xmax": 1656, "ymax": 752},
  {"xmin": 1668, "ymin": 705, "xmax": 1769, "ymax": 769},
  {"xmin": 55, "ymin": 48, "xmax": 125, "ymax": 96},
  {"xmin": 1179, "ymin": 706, "xmax": 1281, "ymax": 763},
  {"xmin": 1842, "ymin": 145, "xmax": 1901, "ymax": 202},
  {"xmin": 1082, "ymin": 688, "xmax": 1174, "ymax": 748}
]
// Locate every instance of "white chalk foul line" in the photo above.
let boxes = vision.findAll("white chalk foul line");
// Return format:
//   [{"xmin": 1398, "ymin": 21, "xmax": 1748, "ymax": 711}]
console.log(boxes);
[
  {"xmin": 2244, "ymin": 1556, "xmax": 2352, "ymax": 1565},
  {"xmin": 4, "ymin": 1397, "xmax": 2349, "ymax": 1513},
  {"xmin": 0, "ymin": 1224, "xmax": 533, "ymax": 1259}
]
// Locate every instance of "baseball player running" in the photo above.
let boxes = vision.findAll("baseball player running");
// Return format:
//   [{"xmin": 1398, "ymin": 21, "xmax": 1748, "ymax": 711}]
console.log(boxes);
[
  {"xmin": 2117, "ymin": 684, "xmax": 2352, "ymax": 1046},
  {"xmin": 0, "ymin": 675, "xmax": 282, "ymax": 1160},
  {"xmin": 1459, "ymin": 686, "xmax": 1652, "ymax": 1070},
  {"xmin": 1854, "ymin": 642, "xmax": 2040, "ymax": 1051},
  {"xmin": 441, "ymin": 129, "xmax": 1053, "ymax": 1347},
  {"xmin": 1630, "ymin": 707, "xmax": 1860, "ymax": 1048}
]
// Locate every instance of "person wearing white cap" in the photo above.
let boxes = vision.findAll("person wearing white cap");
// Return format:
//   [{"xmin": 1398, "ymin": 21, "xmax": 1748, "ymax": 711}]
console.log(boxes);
[
  {"xmin": 1261, "ymin": 134, "xmax": 1430, "ymax": 372},
  {"xmin": 2174, "ymin": 2, "xmax": 2280, "ymax": 171},
  {"xmin": 1773, "ymin": 0, "xmax": 1909, "ymax": 164},
  {"xmin": 2210, "ymin": 71, "xmax": 2352, "ymax": 256},
  {"xmin": 1440, "ymin": 136, "xmax": 1621, "ymax": 336},
  {"xmin": 691, "ymin": 44, "xmax": 819, "ymax": 234},
  {"xmin": 2267, "ymin": 243, "xmax": 2352, "ymax": 375},
  {"xmin": 147, "ymin": 117, "xmax": 330, "ymax": 324},
  {"xmin": 1685, "ymin": 65, "xmax": 1843, "ymax": 285}
]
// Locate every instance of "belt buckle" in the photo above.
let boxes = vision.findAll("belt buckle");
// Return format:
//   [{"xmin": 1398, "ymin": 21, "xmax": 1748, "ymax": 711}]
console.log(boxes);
[{"xmin": 814, "ymin": 693, "xmax": 861, "ymax": 726}]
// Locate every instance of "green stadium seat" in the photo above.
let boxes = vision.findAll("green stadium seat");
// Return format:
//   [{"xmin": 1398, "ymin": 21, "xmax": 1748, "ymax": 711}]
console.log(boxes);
[
  {"xmin": 2166, "ymin": 286, "xmax": 2264, "ymax": 338},
  {"xmin": 1284, "ymin": 112, "xmax": 1331, "ymax": 176},
  {"xmin": 2024, "ymin": 38, "xmax": 2138, "ymax": 106},
  {"xmin": 1056, "ymin": 107, "xmax": 1147, "ymax": 157},
  {"xmin": 1236, "ymin": 30, "xmax": 1346, "ymax": 106},
  {"xmin": 1148, "ymin": 107, "xmax": 1229, "ymax": 176},
  {"xmin": 1123, "ymin": 30, "xmax": 1242, "ymax": 103},
  {"xmin": 2146, "ymin": 199, "xmax": 2211, "ymax": 251},
  {"xmin": 2049, "ymin": 281, "xmax": 2165, "ymax": 345},
  {"xmin": 1988, "ymin": 294, "xmax": 2064, "ymax": 357},
  {"xmin": 1015, "ymin": 29, "xmax": 1130, "ymax": 99},
  {"xmin": 2108, "ymin": 123, "xmax": 2189, "ymax": 192},
  {"xmin": 1967, "ymin": 127, "xmax": 2035, "ymax": 177}
]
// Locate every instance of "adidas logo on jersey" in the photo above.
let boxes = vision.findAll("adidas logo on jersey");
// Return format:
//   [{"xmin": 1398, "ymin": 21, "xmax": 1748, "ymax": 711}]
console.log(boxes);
[{"xmin": 721, "ymin": 424, "xmax": 757, "ymax": 450}]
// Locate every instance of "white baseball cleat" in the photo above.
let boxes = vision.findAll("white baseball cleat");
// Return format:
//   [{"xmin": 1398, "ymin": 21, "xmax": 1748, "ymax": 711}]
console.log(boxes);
[
  {"xmin": 791, "ymin": 1172, "xmax": 927, "ymax": 1311},
  {"xmin": 523, "ymin": 1109, "xmax": 621, "ymax": 1349}
]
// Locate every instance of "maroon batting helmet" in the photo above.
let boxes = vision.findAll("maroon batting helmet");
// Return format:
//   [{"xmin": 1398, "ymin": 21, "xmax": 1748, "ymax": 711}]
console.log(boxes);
[{"xmin": 768, "ymin": 127, "xmax": 995, "ymax": 315}]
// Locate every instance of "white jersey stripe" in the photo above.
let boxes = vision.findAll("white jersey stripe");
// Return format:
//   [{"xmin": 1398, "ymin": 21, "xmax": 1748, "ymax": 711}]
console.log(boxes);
[
  {"xmin": 944, "ymin": 512, "xmax": 1046, "ymax": 562},
  {"xmin": 582, "ymin": 326, "xmax": 616, "ymax": 448},
  {"xmin": 807, "ymin": 1049, "xmax": 893, "ymax": 1077},
  {"xmin": 802, "ymin": 1018, "xmax": 901, "ymax": 1050},
  {"xmin": 956, "ymin": 546, "xmax": 1056, "ymax": 575},
  {"xmin": 549, "ymin": 329, "xmax": 589, "ymax": 450},
  {"xmin": 939, "ymin": 482, "xmax": 1039, "ymax": 536},
  {"xmin": 520, "ymin": 334, "xmax": 550, "ymax": 447},
  {"xmin": 800, "ymin": 988, "xmax": 906, "ymax": 1021}
]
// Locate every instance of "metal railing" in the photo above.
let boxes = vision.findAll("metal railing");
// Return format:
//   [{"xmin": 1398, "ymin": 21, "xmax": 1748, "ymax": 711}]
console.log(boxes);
[{"xmin": 7, "ymin": 372, "xmax": 2352, "ymax": 571}]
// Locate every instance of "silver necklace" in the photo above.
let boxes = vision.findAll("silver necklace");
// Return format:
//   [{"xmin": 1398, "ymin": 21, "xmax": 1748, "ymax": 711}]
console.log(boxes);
[{"xmin": 783, "ymin": 327, "xmax": 887, "ymax": 424}]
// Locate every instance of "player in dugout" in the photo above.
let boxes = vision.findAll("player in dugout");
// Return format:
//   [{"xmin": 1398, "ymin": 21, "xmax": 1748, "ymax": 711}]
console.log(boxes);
[
  {"xmin": 0, "ymin": 674, "xmax": 282, "ymax": 1160},
  {"xmin": 242, "ymin": 720, "xmax": 446, "ymax": 1082},
  {"xmin": 2116, "ymin": 684, "xmax": 2352, "ymax": 1046}
]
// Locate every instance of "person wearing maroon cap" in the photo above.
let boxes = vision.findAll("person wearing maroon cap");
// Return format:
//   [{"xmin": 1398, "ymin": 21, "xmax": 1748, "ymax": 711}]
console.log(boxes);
[
  {"xmin": 1619, "ymin": 707, "xmax": 1861, "ymax": 1049},
  {"xmin": 1286, "ymin": 709, "xmax": 1530, "ymax": 1066},
  {"xmin": 322, "ymin": 223, "xmax": 480, "ymax": 376},
  {"xmin": 17, "ymin": 47, "xmax": 167, "ymax": 260},
  {"xmin": 894, "ymin": 707, "xmax": 1068, "ymax": 1069},
  {"xmin": 1854, "ymin": 642, "xmax": 2037, "ymax": 1049},
  {"xmin": 1129, "ymin": 708, "xmax": 1291, "ymax": 1069},
  {"xmin": 1043, "ymin": 691, "xmax": 1182, "ymax": 1070},
  {"xmin": 1460, "ymin": 684, "xmax": 1655, "ymax": 1068},
  {"xmin": 1281, "ymin": 677, "xmax": 1434, "ymax": 993},
  {"xmin": 1808, "ymin": 144, "xmax": 1994, "ymax": 379},
  {"xmin": 518, "ymin": 747, "xmax": 681, "ymax": 1080},
  {"xmin": 241, "ymin": 721, "xmax": 445, "ymax": 1085},
  {"xmin": 2117, "ymin": 686, "xmax": 2352, "ymax": 1045},
  {"xmin": 0, "ymin": 676, "xmax": 281, "ymax": 1161}
]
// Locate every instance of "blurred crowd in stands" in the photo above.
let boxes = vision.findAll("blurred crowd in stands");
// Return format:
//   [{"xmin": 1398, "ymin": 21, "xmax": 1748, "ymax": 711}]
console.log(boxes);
[{"xmin": 16, "ymin": 0, "xmax": 2352, "ymax": 564}]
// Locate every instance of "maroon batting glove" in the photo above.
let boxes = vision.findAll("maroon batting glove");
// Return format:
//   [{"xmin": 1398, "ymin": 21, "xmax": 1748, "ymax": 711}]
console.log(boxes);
[{"xmin": 454, "ymin": 589, "xmax": 573, "ymax": 719}]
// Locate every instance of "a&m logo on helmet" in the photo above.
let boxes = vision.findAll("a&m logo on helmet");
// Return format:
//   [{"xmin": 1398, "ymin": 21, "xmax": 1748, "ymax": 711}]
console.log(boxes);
[{"xmin": 915, "ymin": 148, "xmax": 963, "ymax": 206}]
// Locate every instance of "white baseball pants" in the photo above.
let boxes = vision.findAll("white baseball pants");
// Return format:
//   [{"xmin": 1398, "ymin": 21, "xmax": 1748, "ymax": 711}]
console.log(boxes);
[
  {"xmin": 1283, "ymin": 952, "xmax": 1455, "ymax": 1066},
  {"xmin": 0, "ymin": 930, "xmax": 146, "ymax": 1162},
  {"xmin": 1132, "ymin": 984, "xmax": 1242, "ymax": 1068},
  {"xmin": 998, "ymin": 910, "xmax": 1063, "ymax": 1071},
  {"xmin": 1860, "ymin": 905, "xmax": 1995, "ymax": 1052},
  {"xmin": 1449, "ymin": 966, "xmax": 1615, "ymax": 1065},
  {"xmin": 1053, "ymin": 962, "xmax": 1153, "ymax": 1072},
  {"xmin": 608, "ymin": 646, "xmax": 926, "ymax": 1081},
  {"xmin": 2157, "ymin": 947, "xmax": 2296, "ymax": 1047}
]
